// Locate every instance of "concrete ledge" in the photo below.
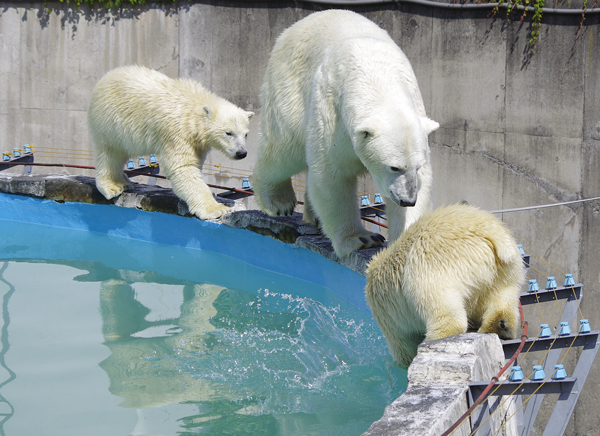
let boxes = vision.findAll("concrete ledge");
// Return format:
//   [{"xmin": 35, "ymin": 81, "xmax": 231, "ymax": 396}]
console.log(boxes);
[
  {"xmin": 0, "ymin": 172, "xmax": 380, "ymax": 274},
  {"xmin": 363, "ymin": 333, "xmax": 517, "ymax": 436}
]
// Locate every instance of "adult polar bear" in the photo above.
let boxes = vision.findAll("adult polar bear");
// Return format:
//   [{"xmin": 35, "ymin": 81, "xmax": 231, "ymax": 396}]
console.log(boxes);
[
  {"xmin": 253, "ymin": 10, "xmax": 439, "ymax": 257},
  {"xmin": 89, "ymin": 66, "xmax": 254, "ymax": 220}
]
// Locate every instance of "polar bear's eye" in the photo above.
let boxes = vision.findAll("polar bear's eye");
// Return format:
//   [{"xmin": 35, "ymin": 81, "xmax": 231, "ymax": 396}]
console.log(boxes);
[
  {"xmin": 225, "ymin": 131, "xmax": 234, "ymax": 137},
  {"xmin": 390, "ymin": 166, "xmax": 400, "ymax": 172}
]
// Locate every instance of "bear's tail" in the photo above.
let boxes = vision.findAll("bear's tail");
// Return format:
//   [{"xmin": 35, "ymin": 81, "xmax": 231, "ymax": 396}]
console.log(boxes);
[
  {"xmin": 492, "ymin": 233, "xmax": 520, "ymax": 266},
  {"xmin": 480, "ymin": 219, "xmax": 526, "ymax": 294},
  {"xmin": 476, "ymin": 216, "xmax": 525, "ymax": 291},
  {"xmin": 478, "ymin": 215, "xmax": 522, "ymax": 267}
]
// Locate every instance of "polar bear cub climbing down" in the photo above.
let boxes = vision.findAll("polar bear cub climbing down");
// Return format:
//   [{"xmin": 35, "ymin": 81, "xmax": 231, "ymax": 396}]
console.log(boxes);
[
  {"xmin": 88, "ymin": 65, "xmax": 254, "ymax": 220},
  {"xmin": 365, "ymin": 204, "xmax": 525, "ymax": 368},
  {"xmin": 253, "ymin": 9, "xmax": 439, "ymax": 258}
]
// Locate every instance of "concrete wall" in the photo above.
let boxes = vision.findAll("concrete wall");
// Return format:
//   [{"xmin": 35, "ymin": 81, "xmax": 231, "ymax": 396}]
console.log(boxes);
[{"xmin": 1, "ymin": 1, "xmax": 599, "ymax": 434}]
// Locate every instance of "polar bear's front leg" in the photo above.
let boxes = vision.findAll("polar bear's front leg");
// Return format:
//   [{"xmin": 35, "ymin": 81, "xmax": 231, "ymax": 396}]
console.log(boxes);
[
  {"xmin": 252, "ymin": 148, "xmax": 302, "ymax": 217},
  {"xmin": 308, "ymin": 172, "xmax": 385, "ymax": 258},
  {"xmin": 370, "ymin": 303, "xmax": 423, "ymax": 368},
  {"xmin": 424, "ymin": 294, "xmax": 469, "ymax": 342},
  {"xmin": 252, "ymin": 173, "xmax": 297, "ymax": 217},
  {"xmin": 95, "ymin": 145, "xmax": 131, "ymax": 200},
  {"xmin": 168, "ymin": 164, "xmax": 230, "ymax": 220}
]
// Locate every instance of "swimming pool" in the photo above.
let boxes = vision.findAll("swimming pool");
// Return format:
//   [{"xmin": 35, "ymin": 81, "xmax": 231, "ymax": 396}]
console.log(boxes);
[{"xmin": 0, "ymin": 193, "xmax": 407, "ymax": 436}]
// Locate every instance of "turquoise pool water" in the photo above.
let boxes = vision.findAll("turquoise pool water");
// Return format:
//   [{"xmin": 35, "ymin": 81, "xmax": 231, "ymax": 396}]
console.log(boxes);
[{"xmin": 0, "ymin": 194, "xmax": 407, "ymax": 436}]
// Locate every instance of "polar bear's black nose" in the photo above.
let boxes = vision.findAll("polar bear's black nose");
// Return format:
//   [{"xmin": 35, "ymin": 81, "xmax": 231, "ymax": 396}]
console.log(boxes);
[
  {"xmin": 235, "ymin": 150, "xmax": 247, "ymax": 160},
  {"xmin": 400, "ymin": 199, "xmax": 416, "ymax": 207}
]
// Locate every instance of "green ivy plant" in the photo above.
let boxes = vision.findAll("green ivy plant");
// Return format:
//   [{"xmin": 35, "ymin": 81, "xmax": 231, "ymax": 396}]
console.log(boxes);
[
  {"xmin": 576, "ymin": 0, "xmax": 598, "ymax": 40},
  {"xmin": 488, "ymin": 0, "xmax": 546, "ymax": 49},
  {"xmin": 530, "ymin": 0, "xmax": 545, "ymax": 46}
]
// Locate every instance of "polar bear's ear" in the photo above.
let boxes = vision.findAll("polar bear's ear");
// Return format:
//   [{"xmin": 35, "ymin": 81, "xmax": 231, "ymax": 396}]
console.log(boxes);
[
  {"xmin": 203, "ymin": 105, "xmax": 214, "ymax": 119},
  {"xmin": 421, "ymin": 117, "xmax": 440, "ymax": 135},
  {"xmin": 246, "ymin": 111, "xmax": 255, "ymax": 119},
  {"xmin": 355, "ymin": 126, "xmax": 375, "ymax": 142}
]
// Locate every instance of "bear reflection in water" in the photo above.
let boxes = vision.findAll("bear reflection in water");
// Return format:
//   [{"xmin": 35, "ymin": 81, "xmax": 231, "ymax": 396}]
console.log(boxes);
[{"xmin": 99, "ymin": 280, "xmax": 226, "ymax": 409}]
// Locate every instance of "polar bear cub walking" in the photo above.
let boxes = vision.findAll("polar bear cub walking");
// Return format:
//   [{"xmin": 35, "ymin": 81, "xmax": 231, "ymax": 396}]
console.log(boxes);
[
  {"xmin": 365, "ymin": 204, "xmax": 525, "ymax": 368},
  {"xmin": 88, "ymin": 66, "xmax": 254, "ymax": 220},
  {"xmin": 253, "ymin": 10, "xmax": 439, "ymax": 258}
]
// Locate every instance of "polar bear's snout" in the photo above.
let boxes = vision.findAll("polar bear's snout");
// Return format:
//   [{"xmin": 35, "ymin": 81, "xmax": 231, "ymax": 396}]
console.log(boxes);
[
  {"xmin": 222, "ymin": 135, "xmax": 248, "ymax": 160},
  {"xmin": 231, "ymin": 143, "xmax": 247, "ymax": 160},
  {"xmin": 387, "ymin": 172, "xmax": 419, "ymax": 208}
]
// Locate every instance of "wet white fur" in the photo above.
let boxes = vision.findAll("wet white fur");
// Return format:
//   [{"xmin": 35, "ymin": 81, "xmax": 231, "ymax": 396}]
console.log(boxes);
[
  {"xmin": 365, "ymin": 204, "xmax": 525, "ymax": 368},
  {"xmin": 88, "ymin": 65, "xmax": 254, "ymax": 220},
  {"xmin": 253, "ymin": 10, "xmax": 439, "ymax": 257}
]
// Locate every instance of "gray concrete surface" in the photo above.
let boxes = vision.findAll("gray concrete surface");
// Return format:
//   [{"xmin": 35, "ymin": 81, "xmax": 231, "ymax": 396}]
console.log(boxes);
[
  {"xmin": 363, "ymin": 333, "xmax": 516, "ymax": 436},
  {"xmin": 1, "ymin": 1, "xmax": 599, "ymax": 434}
]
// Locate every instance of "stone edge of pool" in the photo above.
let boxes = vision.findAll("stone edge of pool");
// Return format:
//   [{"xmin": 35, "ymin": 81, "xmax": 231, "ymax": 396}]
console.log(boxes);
[
  {"xmin": 0, "ymin": 171, "xmax": 515, "ymax": 436},
  {"xmin": 0, "ymin": 172, "xmax": 381, "ymax": 276}
]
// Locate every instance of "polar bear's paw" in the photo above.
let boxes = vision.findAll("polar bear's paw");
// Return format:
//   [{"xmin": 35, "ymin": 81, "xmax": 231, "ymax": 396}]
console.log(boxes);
[
  {"xmin": 96, "ymin": 179, "xmax": 129, "ymax": 200},
  {"xmin": 302, "ymin": 208, "xmax": 319, "ymax": 227},
  {"xmin": 335, "ymin": 232, "xmax": 386, "ymax": 258},
  {"xmin": 261, "ymin": 191, "xmax": 297, "ymax": 217},
  {"xmin": 195, "ymin": 202, "xmax": 232, "ymax": 220}
]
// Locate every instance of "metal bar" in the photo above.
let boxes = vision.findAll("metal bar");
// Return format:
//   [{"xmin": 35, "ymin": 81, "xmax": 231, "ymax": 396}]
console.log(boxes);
[
  {"xmin": 499, "ymin": 332, "xmax": 598, "ymax": 435},
  {"xmin": 359, "ymin": 202, "xmax": 386, "ymax": 217},
  {"xmin": 0, "ymin": 154, "xmax": 34, "ymax": 173},
  {"xmin": 542, "ymin": 333, "xmax": 600, "ymax": 436},
  {"xmin": 217, "ymin": 188, "xmax": 255, "ymax": 200},
  {"xmin": 519, "ymin": 346, "xmax": 563, "ymax": 436},
  {"xmin": 125, "ymin": 164, "xmax": 160, "ymax": 178},
  {"xmin": 469, "ymin": 393, "xmax": 518, "ymax": 436},
  {"xmin": 561, "ymin": 290, "xmax": 584, "ymax": 328},
  {"xmin": 470, "ymin": 396, "xmax": 493, "ymax": 436},
  {"xmin": 470, "ymin": 378, "xmax": 576, "ymax": 398},
  {"xmin": 521, "ymin": 394, "xmax": 542, "ymax": 436},
  {"xmin": 519, "ymin": 284, "xmax": 583, "ymax": 436},
  {"xmin": 503, "ymin": 331, "xmax": 599, "ymax": 357},
  {"xmin": 514, "ymin": 396, "xmax": 525, "ymax": 436},
  {"xmin": 519, "ymin": 284, "xmax": 582, "ymax": 306}
]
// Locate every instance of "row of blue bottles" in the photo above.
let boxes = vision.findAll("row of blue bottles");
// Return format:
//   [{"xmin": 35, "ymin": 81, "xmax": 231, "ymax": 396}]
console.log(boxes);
[
  {"xmin": 528, "ymin": 274, "xmax": 576, "ymax": 293},
  {"xmin": 126, "ymin": 155, "xmax": 159, "ymax": 169},
  {"xmin": 509, "ymin": 364, "xmax": 568, "ymax": 381},
  {"xmin": 359, "ymin": 194, "xmax": 384, "ymax": 206},
  {"xmin": 2, "ymin": 146, "xmax": 31, "ymax": 161},
  {"xmin": 538, "ymin": 320, "xmax": 591, "ymax": 338}
]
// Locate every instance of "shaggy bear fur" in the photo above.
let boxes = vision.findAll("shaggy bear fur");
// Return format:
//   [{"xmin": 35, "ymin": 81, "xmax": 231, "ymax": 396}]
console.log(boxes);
[{"xmin": 365, "ymin": 204, "xmax": 525, "ymax": 368}]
